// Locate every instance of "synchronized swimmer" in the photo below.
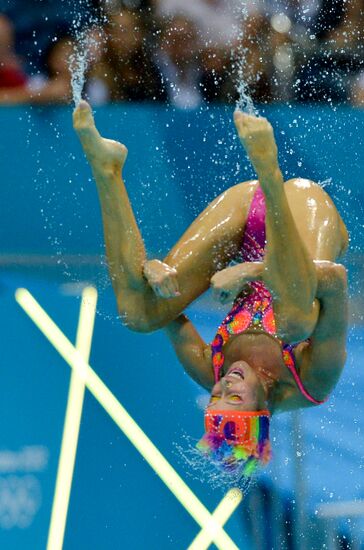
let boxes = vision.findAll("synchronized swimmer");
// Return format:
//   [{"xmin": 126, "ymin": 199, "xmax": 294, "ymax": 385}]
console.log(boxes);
[{"xmin": 73, "ymin": 100, "xmax": 348, "ymax": 480}]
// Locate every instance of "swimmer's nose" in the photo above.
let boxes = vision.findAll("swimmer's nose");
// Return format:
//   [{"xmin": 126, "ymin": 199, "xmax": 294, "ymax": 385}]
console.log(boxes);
[{"xmin": 222, "ymin": 378, "xmax": 232, "ymax": 391}]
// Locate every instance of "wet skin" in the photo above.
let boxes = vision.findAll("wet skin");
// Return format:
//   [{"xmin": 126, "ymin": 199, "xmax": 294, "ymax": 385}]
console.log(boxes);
[{"xmin": 73, "ymin": 102, "xmax": 348, "ymax": 413}]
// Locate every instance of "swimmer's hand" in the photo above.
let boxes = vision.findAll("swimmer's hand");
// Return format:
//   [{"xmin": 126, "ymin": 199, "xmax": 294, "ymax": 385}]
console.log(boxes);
[
  {"xmin": 210, "ymin": 262, "xmax": 263, "ymax": 304},
  {"xmin": 143, "ymin": 260, "xmax": 180, "ymax": 299},
  {"xmin": 234, "ymin": 111, "xmax": 278, "ymax": 176},
  {"xmin": 73, "ymin": 100, "xmax": 127, "ymax": 173}
]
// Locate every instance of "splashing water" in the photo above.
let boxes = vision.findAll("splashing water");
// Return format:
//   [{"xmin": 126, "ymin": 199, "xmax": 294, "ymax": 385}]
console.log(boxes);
[
  {"xmin": 69, "ymin": 31, "xmax": 89, "ymax": 106},
  {"xmin": 69, "ymin": 29, "xmax": 101, "ymax": 107},
  {"xmin": 235, "ymin": 78, "xmax": 258, "ymax": 116},
  {"xmin": 231, "ymin": 5, "xmax": 259, "ymax": 115},
  {"xmin": 68, "ymin": 0, "xmax": 106, "ymax": 106},
  {"xmin": 173, "ymin": 435, "xmax": 256, "ymax": 493}
]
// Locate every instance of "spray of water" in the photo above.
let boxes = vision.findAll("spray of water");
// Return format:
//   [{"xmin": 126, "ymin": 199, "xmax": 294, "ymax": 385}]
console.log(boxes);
[
  {"xmin": 67, "ymin": 0, "xmax": 107, "ymax": 107},
  {"xmin": 173, "ymin": 435, "xmax": 255, "ymax": 493},
  {"xmin": 231, "ymin": 5, "xmax": 259, "ymax": 115},
  {"xmin": 69, "ymin": 27, "xmax": 104, "ymax": 107},
  {"xmin": 70, "ymin": 30, "xmax": 90, "ymax": 106}
]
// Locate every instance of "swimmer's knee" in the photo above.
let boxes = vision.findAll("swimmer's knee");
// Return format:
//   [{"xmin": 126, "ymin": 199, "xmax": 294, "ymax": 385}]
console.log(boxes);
[
  {"xmin": 275, "ymin": 320, "xmax": 312, "ymax": 344},
  {"xmin": 123, "ymin": 317, "xmax": 159, "ymax": 333},
  {"xmin": 118, "ymin": 304, "xmax": 160, "ymax": 333},
  {"xmin": 284, "ymin": 178, "xmax": 321, "ymax": 192},
  {"xmin": 274, "ymin": 302, "xmax": 319, "ymax": 344},
  {"xmin": 116, "ymin": 293, "xmax": 167, "ymax": 333}
]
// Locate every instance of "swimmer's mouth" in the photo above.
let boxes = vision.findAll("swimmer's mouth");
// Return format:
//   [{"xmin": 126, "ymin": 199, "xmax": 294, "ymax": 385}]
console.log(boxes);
[{"xmin": 226, "ymin": 366, "xmax": 245, "ymax": 380}]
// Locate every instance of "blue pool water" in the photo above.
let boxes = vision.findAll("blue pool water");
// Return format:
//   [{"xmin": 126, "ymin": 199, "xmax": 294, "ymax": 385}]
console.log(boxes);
[{"xmin": 0, "ymin": 104, "xmax": 363, "ymax": 548}]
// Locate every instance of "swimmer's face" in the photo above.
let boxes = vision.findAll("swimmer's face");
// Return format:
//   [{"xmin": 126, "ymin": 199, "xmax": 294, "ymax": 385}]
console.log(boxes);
[{"xmin": 207, "ymin": 361, "xmax": 265, "ymax": 412}]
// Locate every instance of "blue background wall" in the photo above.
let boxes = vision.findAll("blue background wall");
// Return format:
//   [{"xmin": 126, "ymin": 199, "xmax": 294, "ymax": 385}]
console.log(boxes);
[
  {"xmin": 1, "ymin": 104, "xmax": 363, "ymax": 257},
  {"xmin": 0, "ymin": 104, "xmax": 363, "ymax": 549}
]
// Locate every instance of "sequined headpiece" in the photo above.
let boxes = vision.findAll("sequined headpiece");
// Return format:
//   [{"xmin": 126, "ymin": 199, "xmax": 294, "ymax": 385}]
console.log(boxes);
[{"xmin": 197, "ymin": 409, "xmax": 271, "ymax": 478}]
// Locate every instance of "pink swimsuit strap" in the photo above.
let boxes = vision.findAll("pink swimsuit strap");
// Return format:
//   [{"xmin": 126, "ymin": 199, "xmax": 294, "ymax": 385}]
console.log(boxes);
[
  {"xmin": 282, "ymin": 344, "xmax": 326, "ymax": 405},
  {"xmin": 211, "ymin": 185, "xmax": 326, "ymax": 406}
]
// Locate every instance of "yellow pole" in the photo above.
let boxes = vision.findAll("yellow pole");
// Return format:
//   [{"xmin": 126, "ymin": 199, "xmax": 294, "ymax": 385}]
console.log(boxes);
[
  {"xmin": 188, "ymin": 488, "xmax": 243, "ymax": 550},
  {"xmin": 47, "ymin": 287, "xmax": 97, "ymax": 550},
  {"xmin": 16, "ymin": 288, "xmax": 239, "ymax": 550}
]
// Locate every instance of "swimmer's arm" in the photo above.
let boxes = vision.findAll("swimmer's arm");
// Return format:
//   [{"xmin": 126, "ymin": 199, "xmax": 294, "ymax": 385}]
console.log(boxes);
[
  {"xmin": 210, "ymin": 262, "xmax": 263, "ymax": 304},
  {"xmin": 164, "ymin": 314, "xmax": 214, "ymax": 390},
  {"xmin": 274, "ymin": 262, "xmax": 348, "ymax": 411}
]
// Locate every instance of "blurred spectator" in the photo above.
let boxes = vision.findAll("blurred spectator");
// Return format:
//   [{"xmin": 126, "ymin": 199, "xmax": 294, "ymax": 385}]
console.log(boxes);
[
  {"xmin": 0, "ymin": 14, "xmax": 27, "ymax": 90},
  {"xmin": 99, "ymin": 9, "xmax": 166, "ymax": 102},
  {"xmin": 294, "ymin": 0, "xmax": 364, "ymax": 103},
  {"xmin": 155, "ymin": 15, "xmax": 202, "ymax": 108},
  {"xmin": 103, "ymin": 0, "xmax": 154, "ymax": 14},
  {"xmin": 80, "ymin": 26, "xmax": 111, "ymax": 105},
  {"xmin": 351, "ymin": 71, "xmax": 364, "ymax": 107},
  {"xmin": 155, "ymin": 0, "xmax": 250, "ymax": 48},
  {"xmin": 0, "ymin": 0, "xmax": 100, "ymax": 73},
  {"xmin": 0, "ymin": 35, "xmax": 73, "ymax": 104},
  {"xmin": 262, "ymin": 0, "xmax": 321, "ymax": 31},
  {"xmin": 199, "ymin": 46, "xmax": 236, "ymax": 103},
  {"xmin": 0, "ymin": 0, "xmax": 362, "ymax": 107},
  {"xmin": 319, "ymin": 0, "xmax": 363, "ymax": 47},
  {"xmin": 233, "ymin": 13, "xmax": 274, "ymax": 104},
  {"xmin": 311, "ymin": 0, "xmax": 349, "ymax": 40}
]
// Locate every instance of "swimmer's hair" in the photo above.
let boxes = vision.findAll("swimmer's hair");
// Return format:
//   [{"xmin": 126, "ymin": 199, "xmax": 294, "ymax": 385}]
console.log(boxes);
[{"xmin": 197, "ymin": 410, "xmax": 271, "ymax": 479}]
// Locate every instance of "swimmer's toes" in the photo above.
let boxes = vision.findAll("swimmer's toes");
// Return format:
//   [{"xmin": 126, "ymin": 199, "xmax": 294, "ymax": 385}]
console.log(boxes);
[{"xmin": 73, "ymin": 101, "xmax": 98, "ymax": 135}]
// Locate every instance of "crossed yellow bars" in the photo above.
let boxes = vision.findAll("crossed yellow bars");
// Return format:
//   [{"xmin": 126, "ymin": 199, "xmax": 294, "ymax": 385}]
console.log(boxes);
[{"xmin": 15, "ymin": 287, "xmax": 243, "ymax": 550}]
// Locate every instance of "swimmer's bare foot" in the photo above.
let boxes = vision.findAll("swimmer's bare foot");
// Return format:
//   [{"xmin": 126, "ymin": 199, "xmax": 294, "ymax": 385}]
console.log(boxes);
[
  {"xmin": 234, "ymin": 111, "xmax": 281, "ymax": 192},
  {"xmin": 73, "ymin": 100, "xmax": 127, "ymax": 175}
]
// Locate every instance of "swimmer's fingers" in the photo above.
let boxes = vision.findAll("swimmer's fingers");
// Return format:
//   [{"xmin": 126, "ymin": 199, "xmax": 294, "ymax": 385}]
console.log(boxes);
[
  {"xmin": 150, "ymin": 283, "xmax": 169, "ymax": 299},
  {"xmin": 152, "ymin": 278, "xmax": 180, "ymax": 299},
  {"xmin": 143, "ymin": 260, "xmax": 180, "ymax": 299},
  {"xmin": 210, "ymin": 270, "xmax": 239, "ymax": 299},
  {"xmin": 212, "ymin": 284, "xmax": 251, "ymax": 305},
  {"xmin": 210, "ymin": 277, "xmax": 236, "ymax": 304},
  {"xmin": 212, "ymin": 287, "xmax": 234, "ymax": 305},
  {"xmin": 210, "ymin": 263, "xmax": 264, "ymax": 304},
  {"xmin": 163, "ymin": 274, "xmax": 180, "ymax": 298}
]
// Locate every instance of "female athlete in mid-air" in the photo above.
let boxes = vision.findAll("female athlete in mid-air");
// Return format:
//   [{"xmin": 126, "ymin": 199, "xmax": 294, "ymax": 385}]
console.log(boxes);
[{"xmin": 73, "ymin": 101, "xmax": 348, "ymax": 478}]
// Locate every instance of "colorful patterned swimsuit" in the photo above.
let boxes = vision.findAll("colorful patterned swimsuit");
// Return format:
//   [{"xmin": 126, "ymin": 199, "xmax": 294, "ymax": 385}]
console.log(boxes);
[{"xmin": 211, "ymin": 186, "xmax": 325, "ymax": 406}]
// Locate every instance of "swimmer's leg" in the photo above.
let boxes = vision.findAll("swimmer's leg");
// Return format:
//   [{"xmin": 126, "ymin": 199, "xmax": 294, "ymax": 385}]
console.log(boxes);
[
  {"xmin": 73, "ymin": 101, "xmax": 252, "ymax": 331},
  {"xmin": 235, "ymin": 112, "xmax": 323, "ymax": 342},
  {"xmin": 73, "ymin": 101, "xmax": 151, "ymax": 327},
  {"xmin": 284, "ymin": 179, "xmax": 349, "ymax": 262}
]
